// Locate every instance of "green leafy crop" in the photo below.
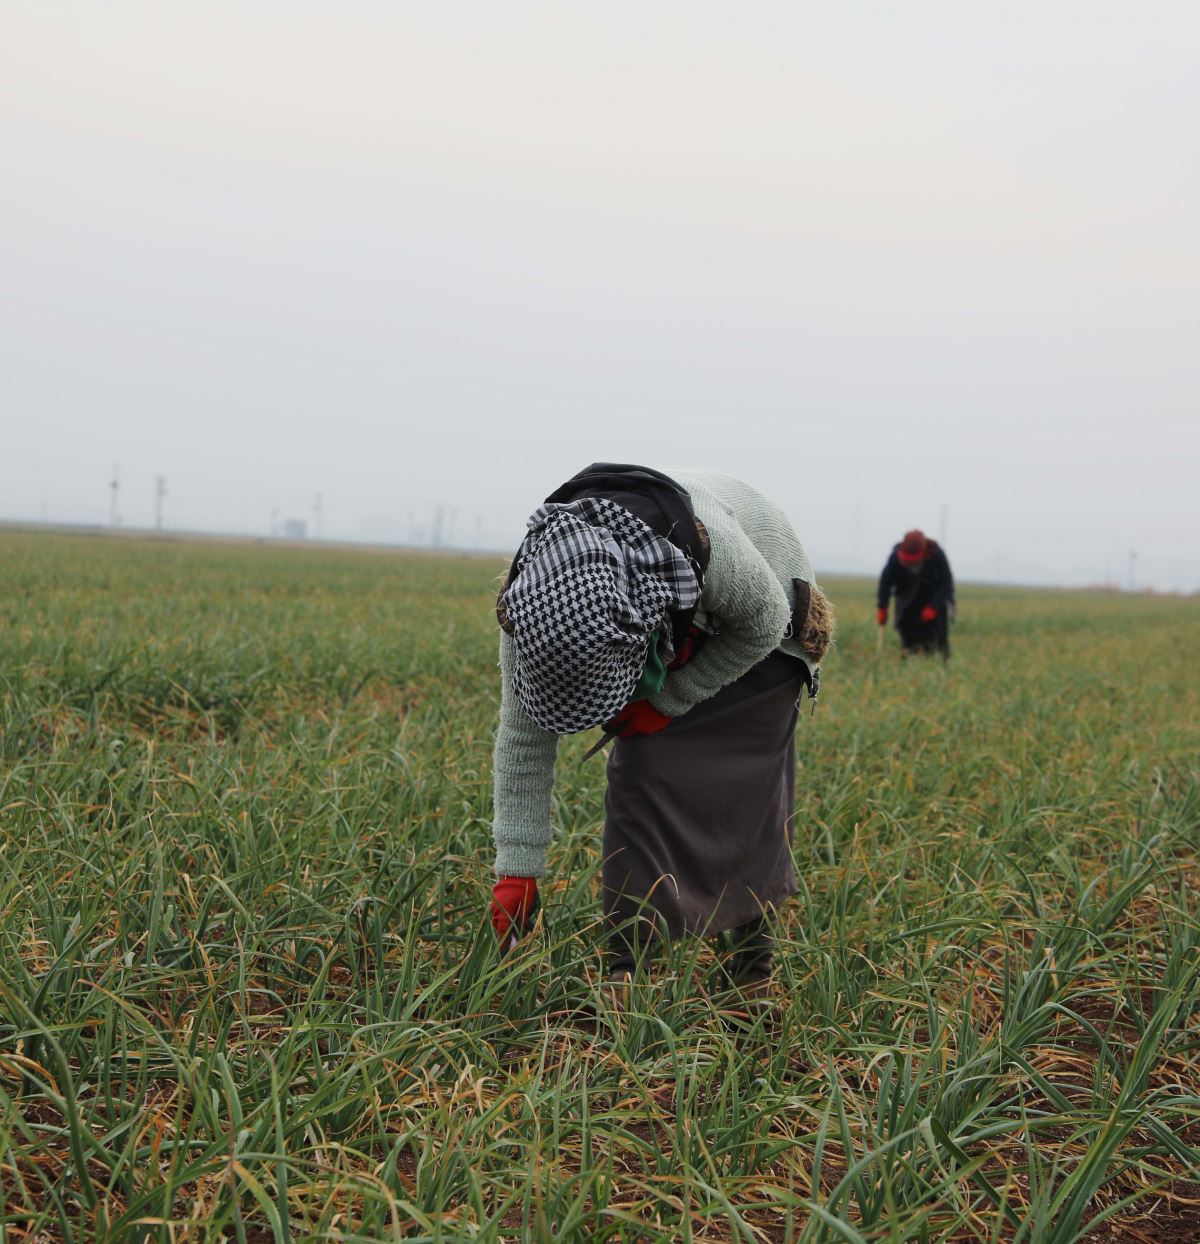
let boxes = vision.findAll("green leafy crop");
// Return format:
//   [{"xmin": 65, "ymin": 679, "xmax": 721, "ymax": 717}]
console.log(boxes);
[{"xmin": 1, "ymin": 531, "xmax": 1197, "ymax": 1242}]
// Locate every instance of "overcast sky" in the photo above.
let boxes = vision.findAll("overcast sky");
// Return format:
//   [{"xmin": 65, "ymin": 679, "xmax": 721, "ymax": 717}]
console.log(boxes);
[{"xmin": 2, "ymin": 2, "xmax": 1197, "ymax": 589}]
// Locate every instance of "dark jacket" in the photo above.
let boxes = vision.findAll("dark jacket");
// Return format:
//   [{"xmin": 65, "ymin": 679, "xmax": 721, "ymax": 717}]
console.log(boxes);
[{"xmin": 877, "ymin": 542, "xmax": 955, "ymax": 649}]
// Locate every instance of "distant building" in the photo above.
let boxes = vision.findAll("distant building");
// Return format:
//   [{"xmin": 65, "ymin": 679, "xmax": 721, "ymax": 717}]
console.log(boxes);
[{"xmin": 282, "ymin": 518, "xmax": 307, "ymax": 540}]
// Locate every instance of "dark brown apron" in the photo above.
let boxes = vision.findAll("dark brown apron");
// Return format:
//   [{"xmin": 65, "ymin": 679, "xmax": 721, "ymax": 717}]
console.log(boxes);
[{"xmin": 602, "ymin": 649, "xmax": 806, "ymax": 941}]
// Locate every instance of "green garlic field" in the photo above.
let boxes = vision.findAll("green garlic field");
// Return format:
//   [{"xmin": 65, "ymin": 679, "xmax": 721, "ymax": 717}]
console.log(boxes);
[{"xmin": 1, "ymin": 530, "xmax": 1198, "ymax": 1242}]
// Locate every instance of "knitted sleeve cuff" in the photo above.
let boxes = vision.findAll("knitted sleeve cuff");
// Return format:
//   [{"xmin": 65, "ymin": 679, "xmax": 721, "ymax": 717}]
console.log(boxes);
[
  {"xmin": 493, "ymin": 838, "xmax": 550, "ymax": 878},
  {"xmin": 649, "ymin": 683, "xmax": 694, "ymax": 719}
]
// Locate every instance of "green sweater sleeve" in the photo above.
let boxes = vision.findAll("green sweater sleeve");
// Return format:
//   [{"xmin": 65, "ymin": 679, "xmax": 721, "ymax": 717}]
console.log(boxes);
[
  {"xmin": 648, "ymin": 504, "xmax": 791, "ymax": 719},
  {"xmin": 491, "ymin": 631, "xmax": 559, "ymax": 877}
]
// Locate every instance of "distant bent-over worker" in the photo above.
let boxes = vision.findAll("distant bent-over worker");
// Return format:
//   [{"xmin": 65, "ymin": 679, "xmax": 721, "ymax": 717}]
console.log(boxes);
[{"xmin": 876, "ymin": 530, "xmax": 955, "ymax": 658}]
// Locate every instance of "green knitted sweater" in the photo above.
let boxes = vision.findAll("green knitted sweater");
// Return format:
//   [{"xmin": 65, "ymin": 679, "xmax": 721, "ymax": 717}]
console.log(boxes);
[{"xmin": 491, "ymin": 468, "xmax": 818, "ymax": 878}]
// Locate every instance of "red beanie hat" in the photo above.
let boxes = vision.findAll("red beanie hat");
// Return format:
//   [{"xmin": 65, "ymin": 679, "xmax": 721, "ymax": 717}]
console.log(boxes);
[{"xmin": 897, "ymin": 529, "xmax": 928, "ymax": 566}]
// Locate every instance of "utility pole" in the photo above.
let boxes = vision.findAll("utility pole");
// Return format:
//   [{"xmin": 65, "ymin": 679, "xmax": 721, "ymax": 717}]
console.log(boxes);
[
  {"xmin": 109, "ymin": 464, "xmax": 121, "ymax": 527},
  {"xmin": 313, "ymin": 492, "xmax": 323, "ymax": 540},
  {"xmin": 155, "ymin": 475, "xmax": 167, "ymax": 531},
  {"xmin": 939, "ymin": 504, "xmax": 948, "ymax": 546},
  {"xmin": 270, "ymin": 508, "xmax": 278, "ymax": 538},
  {"xmin": 1128, "ymin": 549, "xmax": 1137, "ymax": 593},
  {"xmin": 432, "ymin": 505, "xmax": 445, "ymax": 549}
]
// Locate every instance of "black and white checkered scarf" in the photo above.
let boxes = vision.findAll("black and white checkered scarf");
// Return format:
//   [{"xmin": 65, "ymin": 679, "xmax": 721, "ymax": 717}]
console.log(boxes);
[{"xmin": 504, "ymin": 497, "xmax": 701, "ymax": 734}]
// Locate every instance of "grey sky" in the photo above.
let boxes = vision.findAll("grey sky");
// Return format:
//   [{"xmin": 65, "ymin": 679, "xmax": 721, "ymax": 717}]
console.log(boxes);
[{"xmin": 2, "ymin": 1, "xmax": 1197, "ymax": 589}]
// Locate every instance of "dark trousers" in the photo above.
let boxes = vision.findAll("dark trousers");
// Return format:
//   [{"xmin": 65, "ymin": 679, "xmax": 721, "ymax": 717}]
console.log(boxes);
[
  {"xmin": 607, "ymin": 914, "xmax": 774, "ymax": 983},
  {"xmin": 898, "ymin": 610, "xmax": 950, "ymax": 658}
]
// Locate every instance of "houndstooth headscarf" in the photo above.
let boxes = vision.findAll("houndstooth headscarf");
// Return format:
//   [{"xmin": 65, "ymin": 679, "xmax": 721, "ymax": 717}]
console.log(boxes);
[{"xmin": 504, "ymin": 497, "xmax": 701, "ymax": 734}]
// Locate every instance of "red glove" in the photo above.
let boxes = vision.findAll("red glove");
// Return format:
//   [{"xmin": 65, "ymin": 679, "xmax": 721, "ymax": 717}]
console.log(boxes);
[
  {"xmin": 668, "ymin": 625, "xmax": 703, "ymax": 670},
  {"xmin": 920, "ymin": 605, "xmax": 938, "ymax": 623},
  {"xmin": 491, "ymin": 876, "xmax": 539, "ymax": 949},
  {"xmin": 607, "ymin": 699, "xmax": 672, "ymax": 739},
  {"xmin": 876, "ymin": 608, "xmax": 887, "ymax": 625}
]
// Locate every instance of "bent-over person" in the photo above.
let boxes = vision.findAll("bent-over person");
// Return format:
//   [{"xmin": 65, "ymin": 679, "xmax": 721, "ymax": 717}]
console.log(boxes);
[
  {"xmin": 876, "ymin": 529, "xmax": 955, "ymax": 658},
  {"xmin": 489, "ymin": 463, "xmax": 833, "ymax": 1002}
]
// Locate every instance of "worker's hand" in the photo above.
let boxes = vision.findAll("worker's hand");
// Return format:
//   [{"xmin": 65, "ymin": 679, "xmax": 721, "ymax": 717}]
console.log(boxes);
[
  {"xmin": 608, "ymin": 699, "xmax": 673, "ymax": 739},
  {"xmin": 920, "ymin": 605, "xmax": 938, "ymax": 623},
  {"xmin": 491, "ymin": 876, "xmax": 540, "ymax": 951},
  {"xmin": 876, "ymin": 607, "xmax": 888, "ymax": 626}
]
